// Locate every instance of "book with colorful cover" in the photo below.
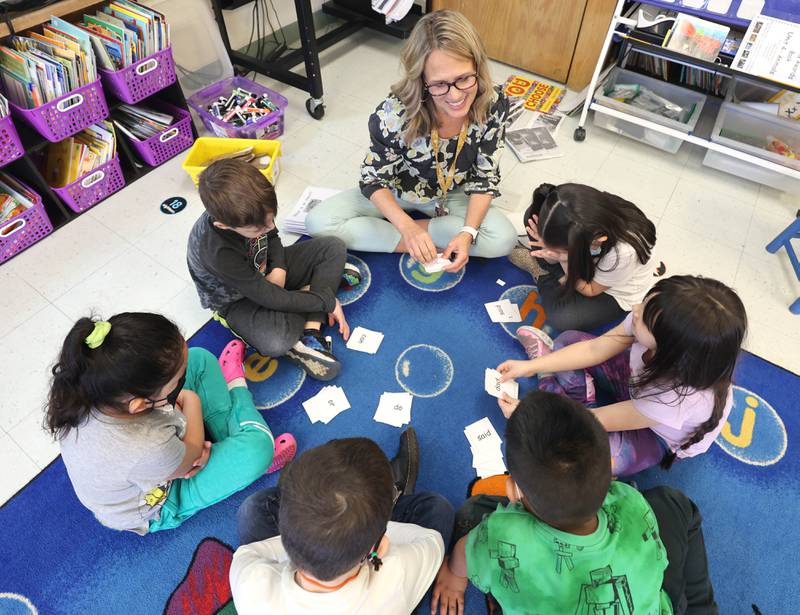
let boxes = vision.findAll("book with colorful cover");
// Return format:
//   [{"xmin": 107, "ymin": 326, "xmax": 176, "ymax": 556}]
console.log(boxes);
[
  {"xmin": 503, "ymin": 75, "xmax": 564, "ymax": 115},
  {"xmin": 663, "ymin": 13, "xmax": 730, "ymax": 62}
]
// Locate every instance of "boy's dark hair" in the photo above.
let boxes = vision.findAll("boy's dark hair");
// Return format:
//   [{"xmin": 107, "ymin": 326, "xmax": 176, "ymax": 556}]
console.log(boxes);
[
  {"xmin": 46, "ymin": 313, "xmax": 185, "ymax": 438},
  {"xmin": 278, "ymin": 438, "xmax": 394, "ymax": 580},
  {"xmin": 506, "ymin": 391, "xmax": 611, "ymax": 528},
  {"xmin": 198, "ymin": 159, "xmax": 277, "ymax": 227}
]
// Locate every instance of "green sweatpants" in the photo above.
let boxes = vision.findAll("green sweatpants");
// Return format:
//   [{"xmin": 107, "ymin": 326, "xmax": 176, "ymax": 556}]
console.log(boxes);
[{"xmin": 149, "ymin": 347, "xmax": 274, "ymax": 532}]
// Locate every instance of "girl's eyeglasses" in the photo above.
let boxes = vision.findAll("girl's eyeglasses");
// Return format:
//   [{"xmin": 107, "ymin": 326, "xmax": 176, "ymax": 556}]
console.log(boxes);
[{"xmin": 424, "ymin": 73, "xmax": 477, "ymax": 97}]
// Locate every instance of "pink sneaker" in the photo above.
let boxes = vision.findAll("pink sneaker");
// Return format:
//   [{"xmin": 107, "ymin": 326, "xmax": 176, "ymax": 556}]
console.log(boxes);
[
  {"xmin": 267, "ymin": 433, "xmax": 297, "ymax": 474},
  {"xmin": 516, "ymin": 326, "xmax": 554, "ymax": 360},
  {"xmin": 219, "ymin": 339, "xmax": 246, "ymax": 383}
]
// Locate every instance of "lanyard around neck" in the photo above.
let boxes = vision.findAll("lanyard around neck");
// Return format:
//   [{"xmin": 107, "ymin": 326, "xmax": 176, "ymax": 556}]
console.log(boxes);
[{"xmin": 430, "ymin": 121, "xmax": 468, "ymax": 198}]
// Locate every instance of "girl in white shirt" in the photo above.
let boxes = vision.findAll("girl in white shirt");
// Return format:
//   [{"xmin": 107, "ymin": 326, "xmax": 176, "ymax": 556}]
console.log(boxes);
[{"xmin": 516, "ymin": 182, "xmax": 659, "ymax": 332}]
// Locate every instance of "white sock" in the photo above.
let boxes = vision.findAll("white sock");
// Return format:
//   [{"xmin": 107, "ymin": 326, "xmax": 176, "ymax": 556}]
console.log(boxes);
[{"xmin": 227, "ymin": 377, "xmax": 247, "ymax": 390}]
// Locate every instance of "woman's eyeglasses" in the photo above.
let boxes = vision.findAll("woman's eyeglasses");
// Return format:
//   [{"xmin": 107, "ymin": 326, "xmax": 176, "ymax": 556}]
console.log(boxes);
[{"xmin": 424, "ymin": 73, "xmax": 477, "ymax": 97}]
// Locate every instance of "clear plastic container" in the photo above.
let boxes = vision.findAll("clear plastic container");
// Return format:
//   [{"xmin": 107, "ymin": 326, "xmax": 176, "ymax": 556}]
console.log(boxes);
[
  {"xmin": 187, "ymin": 76, "xmax": 288, "ymax": 140},
  {"xmin": 593, "ymin": 67, "xmax": 707, "ymax": 153},
  {"xmin": 145, "ymin": 0, "xmax": 233, "ymax": 98},
  {"xmin": 703, "ymin": 102, "xmax": 800, "ymax": 193}
]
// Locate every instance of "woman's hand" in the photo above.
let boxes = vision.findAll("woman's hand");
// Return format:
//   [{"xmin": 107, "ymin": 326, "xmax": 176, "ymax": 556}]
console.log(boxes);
[
  {"xmin": 498, "ymin": 393, "xmax": 520, "ymax": 418},
  {"xmin": 328, "ymin": 298, "xmax": 351, "ymax": 341},
  {"xmin": 442, "ymin": 232, "xmax": 471, "ymax": 272},
  {"xmin": 183, "ymin": 441, "xmax": 211, "ymax": 479},
  {"xmin": 497, "ymin": 359, "xmax": 536, "ymax": 382},
  {"xmin": 401, "ymin": 222, "xmax": 438, "ymax": 264}
]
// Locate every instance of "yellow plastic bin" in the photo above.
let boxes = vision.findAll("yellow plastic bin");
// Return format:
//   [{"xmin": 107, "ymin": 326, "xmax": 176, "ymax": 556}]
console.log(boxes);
[{"xmin": 182, "ymin": 137, "xmax": 281, "ymax": 186}]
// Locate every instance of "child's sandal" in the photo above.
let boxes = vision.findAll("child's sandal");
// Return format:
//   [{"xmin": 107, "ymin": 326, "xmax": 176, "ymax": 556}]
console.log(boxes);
[
  {"xmin": 219, "ymin": 339, "xmax": 246, "ymax": 382},
  {"xmin": 267, "ymin": 433, "xmax": 297, "ymax": 474}
]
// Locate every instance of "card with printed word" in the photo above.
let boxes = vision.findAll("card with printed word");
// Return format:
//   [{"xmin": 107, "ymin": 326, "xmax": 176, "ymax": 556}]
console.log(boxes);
[
  {"xmin": 484, "ymin": 299, "xmax": 521, "ymax": 323},
  {"xmin": 484, "ymin": 368, "xmax": 519, "ymax": 400},
  {"xmin": 420, "ymin": 253, "xmax": 452, "ymax": 274},
  {"xmin": 302, "ymin": 386, "xmax": 350, "ymax": 424},
  {"xmin": 373, "ymin": 392, "xmax": 413, "ymax": 427},
  {"xmin": 346, "ymin": 326, "xmax": 385, "ymax": 354},
  {"xmin": 464, "ymin": 417, "xmax": 507, "ymax": 478}
]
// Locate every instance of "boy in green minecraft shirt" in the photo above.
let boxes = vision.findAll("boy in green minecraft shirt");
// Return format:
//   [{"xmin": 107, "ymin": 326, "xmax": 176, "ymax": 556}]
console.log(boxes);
[{"xmin": 432, "ymin": 391, "xmax": 717, "ymax": 615}]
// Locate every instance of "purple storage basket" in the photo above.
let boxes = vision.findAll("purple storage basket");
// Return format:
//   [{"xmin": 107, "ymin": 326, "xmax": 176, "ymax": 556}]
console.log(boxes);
[
  {"xmin": 187, "ymin": 76, "xmax": 288, "ymax": 140},
  {"xmin": 52, "ymin": 156, "xmax": 125, "ymax": 213},
  {"xmin": 0, "ymin": 179, "xmax": 52, "ymax": 264},
  {"xmin": 100, "ymin": 47, "xmax": 177, "ymax": 104},
  {"xmin": 0, "ymin": 115, "xmax": 24, "ymax": 167},
  {"xmin": 9, "ymin": 80, "xmax": 109, "ymax": 143},
  {"xmin": 124, "ymin": 102, "xmax": 194, "ymax": 166}
]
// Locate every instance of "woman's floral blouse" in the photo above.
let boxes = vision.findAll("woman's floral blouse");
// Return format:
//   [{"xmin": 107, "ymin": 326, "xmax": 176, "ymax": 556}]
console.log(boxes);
[{"xmin": 360, "ymin": 85, "xmax": 523, "ymax": 204}]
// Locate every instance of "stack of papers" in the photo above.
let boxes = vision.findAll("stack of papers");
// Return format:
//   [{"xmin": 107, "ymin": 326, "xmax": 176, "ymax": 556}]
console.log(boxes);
[
  {"xmin": 373, "ymin": 392, "xmax": 413, "ymax": 427},
  {"xmin": 346, "ymin": 326, "xmax": 384, "ymax": 354},
  {"xmin": 43, "ymin": 120, "xmax": 116, "ymax": 187},
  {"xmin": 302, "ymin": 386, "xmax": 350, "ymax": 424},
  {"xmin": 464, "ymin": 417, "xmax": 507, "ymax": 478},
  {"xmin": 420, "ymin": 253, "xmax": 452, "ymax": 274},
  {"xmin": 484, "ymin": 300, "xmax": 522, "ymax": 323},
  {"xmin": 283, "ymin": 186, "xmax": 340, "ymax": 234},
  {"xmin": 484, "ymin": 368, "xmax": 519, "ymax": 400},
  {"xmin": 371, "ymin": 0, "xmax": 414, "ymax": 24}
]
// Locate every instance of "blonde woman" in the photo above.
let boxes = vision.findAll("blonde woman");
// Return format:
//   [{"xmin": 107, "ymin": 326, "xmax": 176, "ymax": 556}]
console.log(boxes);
[{"xmin": 306, "ymin": 10, "xmax": 521, "ymax": 272}]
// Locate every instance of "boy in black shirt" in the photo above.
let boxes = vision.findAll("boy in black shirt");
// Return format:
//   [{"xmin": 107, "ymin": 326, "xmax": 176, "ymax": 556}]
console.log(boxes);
[{"xmin": 187, "ymin": 159, "xmax": 357, "ymax": 380}]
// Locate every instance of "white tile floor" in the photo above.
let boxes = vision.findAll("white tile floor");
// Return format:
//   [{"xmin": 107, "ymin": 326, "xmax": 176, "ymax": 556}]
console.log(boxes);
[{"xmin": 1, "ymin": 29, "xmax": 799, "ymax": 504}]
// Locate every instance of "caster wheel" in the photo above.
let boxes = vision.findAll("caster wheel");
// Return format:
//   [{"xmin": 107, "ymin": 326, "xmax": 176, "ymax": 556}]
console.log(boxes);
[
  {"xmin": 573, "ymin": 127, "xmax": 586, "ymax": 142},
  {"xmin": 306, "ymin": 97, "xmax": 325, "ymax": 120}
]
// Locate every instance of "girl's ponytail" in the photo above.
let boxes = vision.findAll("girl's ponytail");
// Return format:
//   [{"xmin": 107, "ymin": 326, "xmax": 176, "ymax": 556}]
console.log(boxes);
[
  {"xmin": 661, "ymin": 385, "xmax": 729, "ymax": 469},
  {"xmin": 45, "ymin": 313, "xmax": 186, "ymax": 439},
  {"xmin": 46, "ymin": 318, "xmax": 99, "ymax": 438},
  {"xmin": 529, "ymin": 182, "xmax": 556, "ymax": 218}
]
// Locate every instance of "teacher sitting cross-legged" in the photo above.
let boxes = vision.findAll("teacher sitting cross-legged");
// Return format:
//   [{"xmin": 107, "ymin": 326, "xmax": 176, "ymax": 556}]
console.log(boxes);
[{"xmin": 305, "ymin": 9, "xmax": 521, "ymax": 272}]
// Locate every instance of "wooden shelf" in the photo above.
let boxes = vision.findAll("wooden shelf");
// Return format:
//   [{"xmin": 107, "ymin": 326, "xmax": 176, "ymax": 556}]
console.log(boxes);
[{"xmin": 0, "ymin": 0, "xmax": 106, "ymax": 37}]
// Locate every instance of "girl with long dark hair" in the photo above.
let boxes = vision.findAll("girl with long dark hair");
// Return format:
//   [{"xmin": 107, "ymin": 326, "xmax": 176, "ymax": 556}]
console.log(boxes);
[
  {"xmin": 495, "ymin": 276, "xmax": 747, "ymax": 476},
  {"xmin": 46, "ymin": 312, "xmax": 294, "ymax": 534},
  {"xmin": 513, "ymin": 182, "xmax": 659, "ymax": 332}
]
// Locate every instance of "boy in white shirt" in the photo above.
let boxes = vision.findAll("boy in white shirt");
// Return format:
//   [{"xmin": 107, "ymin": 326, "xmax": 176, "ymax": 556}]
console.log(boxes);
[{"xmin": 230, "ymin": 430, "xmax": 454, "ymax": 615}]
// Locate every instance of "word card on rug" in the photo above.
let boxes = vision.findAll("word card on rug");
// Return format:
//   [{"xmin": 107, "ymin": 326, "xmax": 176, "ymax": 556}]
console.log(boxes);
[
  {"xmin": 346, "ymin": 326, "xmax": 384, "ymax": 354},
  {"xmin": 302, "ymin": 386, "xmax": 350, "ymax": 424},
  {"xmin": 484, "ymin": 299, "xmax": 521, "ymax": 322},
  {"xmin": 373, "ymin": 392, "xmax": 413, "ymax": 427},
  {"xmin": 464, "ymin": 417, "xmax": 507, "ymax": 478}
]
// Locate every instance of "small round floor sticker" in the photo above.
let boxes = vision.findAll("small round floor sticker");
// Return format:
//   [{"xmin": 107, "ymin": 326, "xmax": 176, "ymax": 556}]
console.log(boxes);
[{"xmin": 160, "ymin": 196, "xmax": 187, "ymax": 215}]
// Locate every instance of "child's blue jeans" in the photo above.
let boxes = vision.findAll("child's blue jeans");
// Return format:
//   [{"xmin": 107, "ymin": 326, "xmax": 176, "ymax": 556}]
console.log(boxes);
[{"xmin": 236, "ymin": 486, "xmax": 454, "ymax": 548}]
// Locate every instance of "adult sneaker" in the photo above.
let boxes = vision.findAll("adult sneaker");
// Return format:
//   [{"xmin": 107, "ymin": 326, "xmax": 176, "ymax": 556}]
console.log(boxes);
[
  {"xmin": 285, "ymin": 331, "xmax": 341, "ymax": 381},
  {"xmin": 390, "ymin": 427, "xmax": 419, "ymax": 500}
]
